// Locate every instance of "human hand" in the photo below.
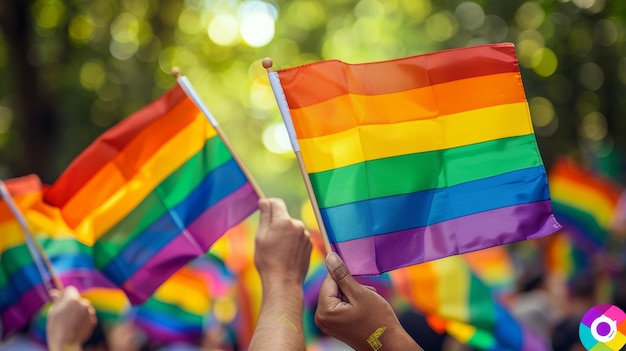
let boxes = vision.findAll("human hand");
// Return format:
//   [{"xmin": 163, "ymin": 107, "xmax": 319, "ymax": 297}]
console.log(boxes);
[
  {"xmin": 315, "ymin": 253, "xmax": 422, "ymax": 351},
  {"xmin": 46, "ymin": 285, "xmax": 97, "ymax": 351},
  {"xmin": 254, "ymin": 198, "xmax": 312, "ymax": 287}
]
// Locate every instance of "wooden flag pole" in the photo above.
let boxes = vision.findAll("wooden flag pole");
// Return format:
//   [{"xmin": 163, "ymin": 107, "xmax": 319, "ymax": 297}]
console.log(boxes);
[
  {"xmin": 263, "ymin": 58, "xmax": 333, "ymax": 255},
  {"xmin": 0, "ymin": 180, "xmax": 63, "ymax": 291},
  {"xmin": 171, "ymin": 68, "xmax": 266, "ymax": 199}
]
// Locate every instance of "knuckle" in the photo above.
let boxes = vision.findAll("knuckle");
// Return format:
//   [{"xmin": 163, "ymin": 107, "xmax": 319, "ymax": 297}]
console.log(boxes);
[{"xmin": 332, "ymin": 265, "xmax": 350, "ymax": 282}]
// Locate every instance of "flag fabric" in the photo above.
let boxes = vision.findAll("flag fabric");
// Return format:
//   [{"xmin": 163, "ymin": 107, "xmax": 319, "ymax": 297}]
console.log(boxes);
[
  {"xmin": 269, "ymin": 43, "xmax": 560, "ymax": 275},
  {"xmin": 0, "ymin": 175, "xmax": 51, "ymax": 338},
  {"xmin": 0, "ymin": 174, "xmax": 132, "ymax": 340},
  {"xmin": 390, "ymin": 255, "xmax": 549, "ymax": 351},
  {"xmin": 131, "ymin": 263, "xmax": 213, "ymax": 345},
  {"xmin": 544, "ymin": 231, "xmax": 588, "ymax": 282},
  {"xmin": 548, "ymin": 157, "xmax": 622, "ymax": 254},
  {"xmin": 130, "ymin": 254, "xmax": 239, "ymax": 347},
  {"xmin": 208, "ymin": 221, "xmax": 259, "ymax": 350},
  {"xmin": 43, "ymin": 77, "xmax": 260, "ymax": 304},
  {"xmin": 462, "ymin": 246, "xmax": 516, "ymax": 296}
]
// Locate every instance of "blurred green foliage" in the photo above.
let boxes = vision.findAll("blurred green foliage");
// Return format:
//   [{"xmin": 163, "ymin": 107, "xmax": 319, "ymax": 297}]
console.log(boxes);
[{"xmin": 0, "ymin": 0, "xmax": 624, "ymax": 217}]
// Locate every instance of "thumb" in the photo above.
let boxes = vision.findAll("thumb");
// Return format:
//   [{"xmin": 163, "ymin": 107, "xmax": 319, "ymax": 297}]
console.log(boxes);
[
  {"xmin": 256, "ymin": 199, "xmax": 272, "ymax": 234},
  {"xmin": 325, "ymin": 252, "xmax": 360, "ymax": 299}
]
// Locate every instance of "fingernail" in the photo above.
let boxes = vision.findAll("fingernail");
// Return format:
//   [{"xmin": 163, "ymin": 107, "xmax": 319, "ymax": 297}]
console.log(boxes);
[{"xmin": 326, "ymin": 252, "xmax": 343, "ymax": 270}]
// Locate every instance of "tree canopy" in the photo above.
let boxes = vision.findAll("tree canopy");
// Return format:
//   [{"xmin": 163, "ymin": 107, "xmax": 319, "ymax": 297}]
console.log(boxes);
[{"xmin": 1, "ymin": 0, "xmax": 624, "ymax": 215}]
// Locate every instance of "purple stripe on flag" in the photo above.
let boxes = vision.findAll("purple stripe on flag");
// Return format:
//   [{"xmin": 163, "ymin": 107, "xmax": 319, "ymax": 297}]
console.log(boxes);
[
  {"xmin": 134, "ymin": 319, "xmax": 202, "ymax": 345},
  {"xmin": 332, "ymin": 201, "xmax": 560, "ymax": 275},
  {"xmin": 122, "ymin": 183, "xmax": 258, "ymax": 304},
  {"xmin": 59, "ymin": 269, "xmax": 118, "ymax": 291},
  {"xmin": 186, "ymin": 182, "xmax": 258, "ymax": 249},
  {"xmin": 122, "ymin": 233, "xmax": 201, "ymax": 304},
  {"xmin": 521, "ymin": 326, "xmax": 550, "ymax": 351},
  {"xmin": 1, "ymin": 284, "xmax": 49, "ymax": 337}
]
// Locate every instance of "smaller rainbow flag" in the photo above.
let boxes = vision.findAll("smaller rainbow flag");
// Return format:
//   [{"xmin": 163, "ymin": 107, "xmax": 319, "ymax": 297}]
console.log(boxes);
[
  {"xmin": 544, "ymin": 231, "xmax": 588, "ymax": 282},
  {"xmin": 269, "ymin": 43, "xmax": 560, "ymax": 275},
  {"xmin": 0, "ymin": 175, "xmax": 51, "ymax": 338},
  {"xmin": 391, "ymin": 255, "xmax": 549, "ymax": 351},
  {"xmin": 549, "ymin": 157, "xmax": 622, "ymax": 253},
  {"xmin": 43, "ymin": 76, "xmax": 260, "ymax": 303},
  {"xmin": 462, "ymin": 246, "xmax": 515, "ymax": 295},
  {"xmin": 131, "ymin": 264, "xmax": 211, "ymax": 345}
]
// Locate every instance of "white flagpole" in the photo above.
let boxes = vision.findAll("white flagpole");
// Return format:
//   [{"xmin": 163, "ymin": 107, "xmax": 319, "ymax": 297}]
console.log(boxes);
[
  {"xmin": 0, "ymin": 180, "xmax": 62, "ymax": 291},
  {"xmin": 263, "ymin": 58, "xmax": 333, "ymax": 255},
  {"xmin": 172, "ymin": 69, "xmax": 265, "ymax": 199}
]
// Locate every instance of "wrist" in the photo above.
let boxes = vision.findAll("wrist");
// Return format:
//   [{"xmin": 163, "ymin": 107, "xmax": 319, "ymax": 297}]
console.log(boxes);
[
  {"xmin": 48, "ymin": 341, "xmax": 83, "ymax": 351},
  {"xmin": 351, "ymin": 323, "xmax": 420, "ymax": 351},
  {"xmin": 260, "ymin": 273, "xmax": 305, "ymax": 290},
  {"xmin": 378, "ymin": 324, "xmax": 422, "ymax": 351}
]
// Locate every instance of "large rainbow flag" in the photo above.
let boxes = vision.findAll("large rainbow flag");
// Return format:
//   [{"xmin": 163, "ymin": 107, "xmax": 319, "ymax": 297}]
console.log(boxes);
[
  {"xmin": 43, "ymin": 76, "xmax": 260, "ymax": 303},
  {"xmin": 268, "ymin": 43, "xmax": 560, "ymax": 275},
  {"xmin": 0, "ymin": 175, "xmax": 51, "ymax": 338},
  {"xmin": 549, "ymin": 157, "xmax": 622, "ymax": 254},
  {"xmin": 391, "ymin": 255, "xmax": 549, "ymax": 351}
]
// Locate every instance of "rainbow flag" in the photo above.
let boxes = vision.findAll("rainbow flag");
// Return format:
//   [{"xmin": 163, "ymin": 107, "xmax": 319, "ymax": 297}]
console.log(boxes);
[
  {"xmin": 131, "ymin": 263, "xmax": 213, "ymax": 345},
  {"xmin": 43, "ymin": 77, "xmax": 260, "ymax": 303},
  {"xmin": 544, "ymin": 230, "xmax": 588, "ymax": 282},
  {"xmin": 549, "ymin": 157, "xmax": 622, "ymax": 254},
  {"xmin": 390, "ymin": 255, "xmax": 549, "ymax": 351},
  {"xmin": 269, "ymin": 43, "xmax": 560, "ymax": 275},
  {"xmin": 208, "ymin": 220, "xmax": 259, "ymax": 350},
  {"xmin": 0, "ymin": 175, "xmax": 51, "ymax": 338},
  {"xmin": 462, "ymin": 246, "xmax": 515, "ymax": 295}
]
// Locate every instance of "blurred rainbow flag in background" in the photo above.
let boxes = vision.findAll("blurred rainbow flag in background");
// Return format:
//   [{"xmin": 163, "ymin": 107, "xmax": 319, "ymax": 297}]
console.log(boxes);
[
  {"xmin": 544, "ymin": 231, "xmax": 588, "ymax": 282},
  {"xmin": 462, "ymin": 246, "xmax": 516, "ymax": 296},
  {"xmin": 549, "ymin": 157, "xmax": 622, "ymax": 254},
  {"xmin": 43, "ymin": 76, "xmax": 260, "ymax": 303},
  {"xmin": 391, "ymin": 256, "xmax": 549, "ymax": 351},
  {"xmin": 0, "ymin": 175, "xmax": 51, "ymax": 338},
  {"xmin": 131, "ymin": 263, "xmax": 212, "ymax": 345},
  {"xmin": 0, "ymin": 175, "xmax": 129, "ymax": 340},
  {"xmin": 269, "ymin": 43, "xmax": 561, "ymax": 275}
]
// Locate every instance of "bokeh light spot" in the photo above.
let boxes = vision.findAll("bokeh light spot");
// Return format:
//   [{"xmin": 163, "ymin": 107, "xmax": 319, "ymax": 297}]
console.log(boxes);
[
  {"xmin": 515, "ymin": 2, "xmax": 545, "ymax": 30},
  {"xmin": 400, "ymin": 0, "xmax": 432, "ymax": 22},
  {"xmin": 455, "ymin": 2, "xmax": 485, "ymax": 31},
  {"xmin": 79, "ymin": 59, "xmax": 106, "ymax": 90},
  {"xmin": 240, "ymin": 12, "xmax": 275, "ymax": 47},
  {"xmin": 208, "ymin": 14, "xmax": 240, "ymax": 46},
  {"xmin": 425, "ymin": 11, "xmax": 458, "ymax": 42},
  {"xmin": 287, "ymin": 0, "xmax": 326, "ymax": 30},
  {"xmin": 594, "ymin": 19, "xmax": 618, "ymax": 47},
  {"xmin": 213, "ymin": 296, "xmax": 237, "ymax": 324},
  {"xmin": 579, "ymin": 62, "xmax": 604, "ymax": 91},
  {"xmin": 531, "ymin": 47, "xmax": 558, "ymax": 77},
  {"xmin": 178, "ymin": 8, "xmax": 203, "ymax": 35},
  {"xmin": 262, "ymin": 122, "xmax": 292, "ymax": 154},
  {"xmin": 33, "ymin": 0, "xmax": 67, "ymax": 29},
  {"xmin": 0, "ymin": 106, "xmax": 13, "ymax": 134},
  {"xmin": 68, "ymin": 14, "xmax": 95, "ymax": 44},
  {"xmin": 250, "ymin": 79, "xmax": 276, "ymax": 111},
  {"xmin": 529, "ymin": 97, "xmax": 555, "ymax": 128},
  {"xmin": 579, "ymin": 111, "xmax": 607, "ymax": 141}
]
